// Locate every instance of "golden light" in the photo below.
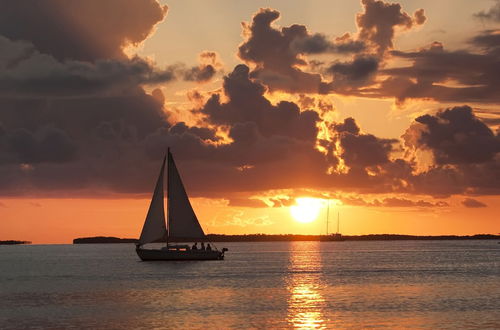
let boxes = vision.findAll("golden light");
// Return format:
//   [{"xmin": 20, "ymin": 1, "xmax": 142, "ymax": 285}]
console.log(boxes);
[{"xmin": 290, "ymin": 198, "xmax": 322, "ymax": 223}]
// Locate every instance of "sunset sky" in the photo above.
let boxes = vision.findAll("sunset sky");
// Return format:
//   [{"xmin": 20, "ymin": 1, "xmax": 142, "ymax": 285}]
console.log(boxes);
[{"xmin": 0, "ymin": 0, "xmax": 499, "ymax": 243}]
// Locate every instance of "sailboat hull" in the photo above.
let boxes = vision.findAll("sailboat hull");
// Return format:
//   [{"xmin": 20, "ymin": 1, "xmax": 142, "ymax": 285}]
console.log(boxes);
[{"xmin": 136, "ymin": 248, "xmax": 224, "ymax": 261}]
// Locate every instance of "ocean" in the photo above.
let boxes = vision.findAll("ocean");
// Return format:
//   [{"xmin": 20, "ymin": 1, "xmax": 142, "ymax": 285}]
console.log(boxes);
[{"xmin": 1, "ymin": 241, "xmax": 499, "ymax": 329}]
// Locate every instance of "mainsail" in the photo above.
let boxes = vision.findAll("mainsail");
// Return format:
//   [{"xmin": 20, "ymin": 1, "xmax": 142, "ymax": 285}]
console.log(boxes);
[
  {"xmin": 167, "ymin": 150, "xmax": 206, "ymax": 241},
  {"xmin": 138, "ymin": 156, "xmax": 167, "ymax": 245}
]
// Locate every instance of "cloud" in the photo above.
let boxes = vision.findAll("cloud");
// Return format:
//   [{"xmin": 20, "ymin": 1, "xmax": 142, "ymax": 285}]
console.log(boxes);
[
  {"xmin": 269, "ymin": 197, "xmax": 295, "ymax": 208},
  {"xmin": 333, "ymin": 117, "xmax": 360, "ymax": 135},
  {"xmin": 0, "ymin": 0, "xmax": 204, "ymax": 196},
  {"xmin": 333, "ymin": 117, "xmax": 397, "ymax": 168},
  {"xmin": 291, "ymin": 33, "xmax": 365, "ymax": 54},
  {"xmin": 342, "ymin": 196, "xmax": 448, "ymax": 208},
  {"xmin": 183, "ymin": 64, "xmax": 215, "ymax": 83},
  {"xmin": 402, "ymin": 106, "xmax": 500, "ymax": 197},
  {"xmin": 404, "ymin": 106, "xmax": 500, "ymax": 165},
  {"xmin": 470, "ymin": 29, "xmax": 500, "ymax": 53},
  {"xmin": 237, "ymin": 8, "xmax": 362, "ymax": 94},
  {"xmin": 182, "ymin": 51, "xmax": 221, "ymax": 83},
  {"xmin": 0, "ymin": 37, "xmax": 176, "ymax": 97},
  {"xmin": 169, "ymin": 122, "xmax": 220, "ymax": 142},
  {"xmin": 474, "ymin": 0, "xmax": 500, "ymax": 22},
  {"xmin": 327, "ymin": 55, "xmax": 379, "ymax": 91},
  {"xmin": 356, "ymin": 0, "xmax": 426, "ymax": 55},
  {"xmin": 1, "ymin": 93, "xmax": 498, "ymax": 199},
  {"xmin": 200, "ymin": 64, "xmax": 320, "ymax": 141},
  {"xmin": 380, "ymin": 197, "xmax": 447, "ymax": 208},
  {"xmin": 227, "ymin": 198, "xmax": 268, "ymax": 208},
  {"xmin": 1, "ymin": 126, "xmax": 77, "ymax": 164},
  {"xmin": 235, "ymin": 3, "xmax": 425, "ymax": 96},
  {"xmin": 414, "ymin": 9, "xmax": 427, "ymax": 25},
  {"xmin": 461, "ymin": 198, "xmax": 487, "ymax": 208},
  {"xmin": 375, "ymin": 30, "xmax": 500, "ymax": 103},
  {"xmin": 0, "ymin": 0, "xmax": 498, "ymax": 202},
  {"xmin": 0, "ymin": 0, "xmax": 168, "ymax": 62}
]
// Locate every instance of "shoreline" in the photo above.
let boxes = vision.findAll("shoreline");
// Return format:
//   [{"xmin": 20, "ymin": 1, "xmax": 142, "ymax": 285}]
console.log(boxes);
[
  {"xmin": 71, "ymin": 234, "xmax": 500, "ymax": 244},
  {"xmin": 0, "ymin": 240, "xmax": 31, "ymax": 245}
]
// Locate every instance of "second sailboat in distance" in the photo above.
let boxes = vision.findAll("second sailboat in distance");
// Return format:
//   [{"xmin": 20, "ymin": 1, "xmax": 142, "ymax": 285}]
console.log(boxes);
[
  {"xmin": 326, "ymin": 200, "xmax": 344, "ymax": 241},
  {"xmin": 136, "ymin": 149, "xmax": 228, "ymax": 260}
]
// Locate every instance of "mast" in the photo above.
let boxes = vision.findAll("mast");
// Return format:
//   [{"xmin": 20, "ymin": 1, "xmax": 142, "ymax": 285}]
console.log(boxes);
[
  {"xmin": 166, "ymin": 148, "xmax": 170, "ymax": 246},
  {"xmin": 337, "ymin": 211, "xmax": 340, "ymax": 234},
  {"xmin": 326, "ymin": 200, "xmax": 330, "ymax": 235}
]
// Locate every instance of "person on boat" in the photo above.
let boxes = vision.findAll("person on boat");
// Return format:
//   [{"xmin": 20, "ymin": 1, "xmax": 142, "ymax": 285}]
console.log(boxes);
[
  {"xmin": 192, "ymin": 242, "xmax": 198, "ymax": 250},
  {"xmin": 201, "ymin": 242, "xmax": 205, "ymax": 251},
  {"xmin": 206, "ymin": 243, "xmax": 212, "ymax": 251}
]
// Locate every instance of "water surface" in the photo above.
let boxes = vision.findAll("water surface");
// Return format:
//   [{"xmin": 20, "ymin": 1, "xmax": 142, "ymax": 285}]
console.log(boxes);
[{"xmin": 1, "ymin": 241, "xmax": 499, "ymax": 328}]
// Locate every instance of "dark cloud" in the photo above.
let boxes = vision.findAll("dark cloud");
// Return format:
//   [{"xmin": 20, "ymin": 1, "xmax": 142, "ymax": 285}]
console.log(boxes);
[
  {"xmin": 151, "ymin": 88, "xmax": 165, "ymax": 105},
  {"xmin": 327, "ymin": 56, "xmax": 379, "ymax": 90},
  {"xmin": 414, "ymin": 9, "xmax": 427, "ymax": 25},
  {"xmin": 237, "ymin": 8, "xmax": 363, "ymax": 94},
  {"xmin": 380, "ymin": 197, "xmax": 447, "ymax": 208},
  {"xmin": 234, "ymin": 4, "xmax": 496, "ymax": 105},
  {"xmin": 0, "ymin": 0, "xmax": 168, "ymax": 62},
  {"xmin": 291, "ymin": 33, "xmax": 365, "ymax": 54},
  {"xmin": 403, "ymin": 107, "xmax": 500, "ymax": 197},
  {"xmin": 0, "ymin": 1, "xmax": 498, "ymax": 204},
  {"xmin": 462, "ymin": 198, "xmax": 487, "ymax": 208},
  {"xmin": 1, "ymin": 90, "xmax": 498, "ymax": 199},
  {"xmin": 470, "ymin": 30, "xmax": 500, "ymax": 53},
  {"xmin": 0, "ymin": 37, "xmax": 175, "ymax": 97},
  {"xmin": 227, "ymin": 198, "xmax": 268, "ymax": 208},
  {"xmin": 169, "ymin": 122, "xmax": 220, "ymax": 142},
  {"xmin": 375, "ymin": 30, "xmax": 500, "ymax": 103},
  {"xmin": 0, "ymin": 64, "xmax": 329, "ymax": 197},
  {"xmin": 235, "ymin": 3, "xmax": 425, "ymax": 96},
  {"xmin": 0, "ymin": 0, "xmax": 201, "ymax": 196},
  {"xmin": 183, "ymin": 65, "xmax": 216, "ymax": 83},
  {"xmin": 404, "ymin": 106, "xmax": 500, "ymax": 165},
  {"xmin": 200, "ymin": 64, "xmax": 320, "ymax": 141},
  {"xmin": 1, "ymin": 126, "xmax": 76, "ymax": 164},
  {"xmin": 182, "ymin": 51, "xmax": 221, "ymax": 83},
  {"xmin": 333, "ymin": 118, "xmax": 360, "ymax": 135},
  {"xmin": 342, "ymin": 196, "xmax": 448, "ymax": 208},
  {"xmin": 357, "ymin": 0, "xmax": 425, "ymax": 55},
  {"xmin": 474, "ymin": 0, "xmax": 500, "ymax": 22},
  {"xmin": 340, "ymin": 133, "xmax": 395, "ymax": 168},
  {"xmin": 333, "ymin": 118, "xmax": 396, "ymax": 168}
]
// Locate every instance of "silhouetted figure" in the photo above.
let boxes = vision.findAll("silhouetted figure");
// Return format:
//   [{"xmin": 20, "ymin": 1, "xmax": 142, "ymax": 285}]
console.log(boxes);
[
  {"xmin": 201, "ymin": 242, "xmax": 205, "ymax": 251},
  {"xmin": 206, "ymin": 243, "xmax": 212, "ymax": 251},
  {"xmin": 192, "ymin": 243, "xmax": 198, "ymax": 250}
]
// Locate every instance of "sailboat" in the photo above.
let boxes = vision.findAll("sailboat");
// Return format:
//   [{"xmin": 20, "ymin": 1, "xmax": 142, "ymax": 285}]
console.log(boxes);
[
  {"xmin": 325, "ymin": 200, "xmax": 344, "ymax": 241},
  {"xmin": 136, "ymin": 149, "xmax": 227, "ymax": 261},
  {"xmin": 331, "ymin": 211, "xmax": 344, "ymax": 241}
]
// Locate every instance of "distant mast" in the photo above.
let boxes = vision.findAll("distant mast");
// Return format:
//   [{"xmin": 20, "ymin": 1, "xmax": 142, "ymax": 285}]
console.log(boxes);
[
  {"xmin": 326, "ymin": 200, "xmax": 330, "ymax": 235},
  {"xmin": 337, "ymin": 211, "xmax": 340, "ymax": 234}
]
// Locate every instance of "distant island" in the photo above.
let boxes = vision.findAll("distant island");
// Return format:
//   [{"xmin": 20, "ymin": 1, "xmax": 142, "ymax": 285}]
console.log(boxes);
[
  {"xmin": 0, "ymin": 240, "xmax": 31, "ymax": 245},
  {"xmin": 73, "ymin": 236, "xmax": 138, "ymax": 244},
  {"xmin": 207, "ymin": 234, "xmax": 500, "ymax": 241},
  {"xmin": 73, "ymin": 234, "xmax": 500, "ymax": 244}
]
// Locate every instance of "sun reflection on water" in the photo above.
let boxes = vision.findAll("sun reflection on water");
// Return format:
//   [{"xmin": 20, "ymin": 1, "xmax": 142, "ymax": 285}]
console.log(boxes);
[{"xmin": 287, "ymin": 241, "xmax": 327, "ymax": 329}]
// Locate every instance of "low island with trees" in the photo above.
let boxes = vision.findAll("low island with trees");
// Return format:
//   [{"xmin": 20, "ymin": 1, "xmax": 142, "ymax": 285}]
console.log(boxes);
[
  {"xmin": 73, "ymin": 236, "xmax": 138, "ymax": 244},
  {"xmin": 0, "ymin": 240, "xmax": 31, "ymax": 245},
  {"xmin": 73, "ymin": 234, "xmax": 500, "ymax": 244}
]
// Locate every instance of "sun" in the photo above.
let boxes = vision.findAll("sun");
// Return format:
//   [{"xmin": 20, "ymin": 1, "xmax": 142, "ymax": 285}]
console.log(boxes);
[{"xmin": 290, "ymin": 198, "xmax": 322, "ymax": 223}]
